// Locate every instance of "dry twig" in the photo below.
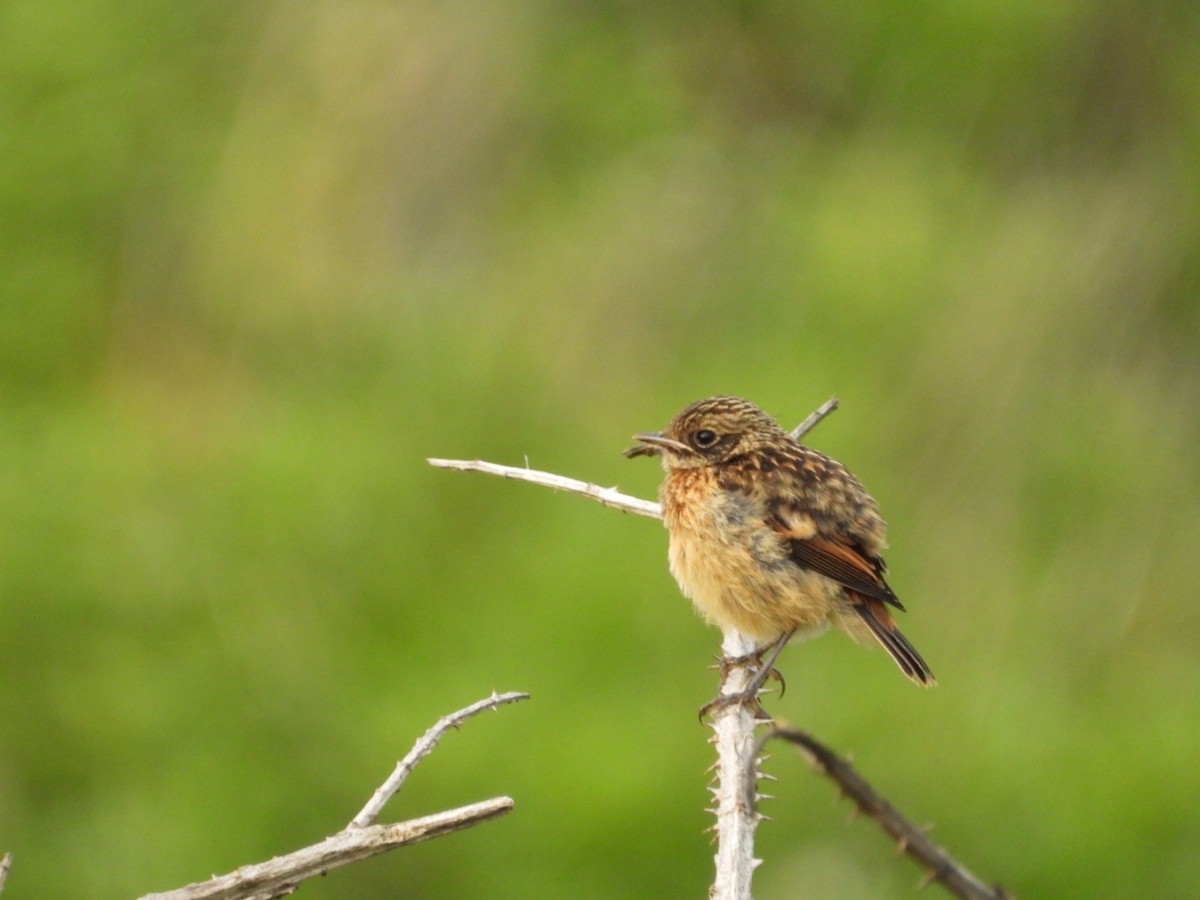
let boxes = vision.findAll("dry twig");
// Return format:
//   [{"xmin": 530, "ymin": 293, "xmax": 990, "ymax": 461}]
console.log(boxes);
[
  {"xmin": 138, "ymin": 691, "xmax": 529, "ymax": 900},
  {"xmin": 350, "ymin": 690, "xmax": 528, "ymax": 828},
  {"xmin": 789, "ymin": 395, "xmax": 840, "ymax": 441},
  {"xmin": 426, "ymin": 458, "xmax": 661, "ymax": 518},
  {"xmin": 140, "ymin": 801, "xmax": 512, "ymax": 900}
]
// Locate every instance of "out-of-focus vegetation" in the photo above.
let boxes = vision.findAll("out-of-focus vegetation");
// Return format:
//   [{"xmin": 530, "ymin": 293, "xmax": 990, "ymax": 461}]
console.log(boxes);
[{"xmin": 1, "ymin": 2, "xmax": 1198, "ymax": 897}]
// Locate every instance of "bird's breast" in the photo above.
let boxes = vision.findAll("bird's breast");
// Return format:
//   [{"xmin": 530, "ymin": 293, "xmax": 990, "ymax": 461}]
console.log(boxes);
[{"xmin": 659, "ymin": 470, "xmax": 828, "ymax": 640}]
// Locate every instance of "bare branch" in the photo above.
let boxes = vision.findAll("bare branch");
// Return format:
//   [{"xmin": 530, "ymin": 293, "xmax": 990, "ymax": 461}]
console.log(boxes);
[
  {"xmin": 139, "ymin": 798, "xmax": 514, "ymax": 900},
  {"xmin": 350, "ymin": 690, "xmax": 529, "ymax": 828},
  {"xmin": 139, "ymin": 692, "xmax": 529, "ymax": 900},
  {"xmin": 790, "ymin": 396, "xmax": 839, "ymax": 442},
  {"xmin": 756, "ymin": 728, "xmax": 1013, "ymax": 900},
  {"xmin": 0, "ymin": 852, "xmax": 11, "ymax": 894},
  {"xmin": 426, "ymin": 458, "xmax": 662, "ymax": 519}
]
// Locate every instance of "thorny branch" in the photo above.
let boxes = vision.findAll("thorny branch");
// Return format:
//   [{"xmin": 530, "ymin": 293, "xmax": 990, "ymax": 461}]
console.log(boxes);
[
  {"xmin": 707, "ymin": 629, "xmax": 766, "ymax": 900},
  {"xmin": 429, "ymin": 395, "xmax": 1012, "ymax": 899},
  {"xmin": 138, "ymin": 691, "xmax": 529, "ymax": 900},
  {"xmin": 753, "ymin": 728, "xmax": 1013, "ymax": 900}
]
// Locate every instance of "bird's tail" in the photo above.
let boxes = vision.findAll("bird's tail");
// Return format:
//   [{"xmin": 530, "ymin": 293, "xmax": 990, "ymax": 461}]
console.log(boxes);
[{"xmin": 852, "ymin": 598, "xmax": 936, "ymax": 686}]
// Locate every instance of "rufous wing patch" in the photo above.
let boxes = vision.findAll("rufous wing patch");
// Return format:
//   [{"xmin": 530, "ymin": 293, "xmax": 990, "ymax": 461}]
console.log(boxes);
[{"xmin": 781, "ymin": 532, "xmax": 904, "ymax": 610}]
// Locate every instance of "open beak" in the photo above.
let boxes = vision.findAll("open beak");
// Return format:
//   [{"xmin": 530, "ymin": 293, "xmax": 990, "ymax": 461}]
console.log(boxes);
[{"xmin": 623, "ymin": 431, "xmax": 690, "ymax": 459}]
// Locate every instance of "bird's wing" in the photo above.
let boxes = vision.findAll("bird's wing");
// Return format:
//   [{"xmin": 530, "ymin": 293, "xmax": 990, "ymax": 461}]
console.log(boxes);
[
  {"xmin": 790, "ymin": 535, "xmax": 904, "ymax": 609},
  {"xmin": 769, "ymin": 512, "xmax": 905, "ymax": 610}
]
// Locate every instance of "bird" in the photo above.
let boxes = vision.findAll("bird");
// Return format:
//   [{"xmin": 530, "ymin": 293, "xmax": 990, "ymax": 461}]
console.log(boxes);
[{"xmin": 625, "ymin": 395, "xmax": 934, "ymax": 694}]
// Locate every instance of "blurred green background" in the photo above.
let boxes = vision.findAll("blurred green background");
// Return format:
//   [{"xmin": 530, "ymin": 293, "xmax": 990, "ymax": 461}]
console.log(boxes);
[{"xmin": 2, "ymin": 1, "xmax": 1199, "ymax": 897}]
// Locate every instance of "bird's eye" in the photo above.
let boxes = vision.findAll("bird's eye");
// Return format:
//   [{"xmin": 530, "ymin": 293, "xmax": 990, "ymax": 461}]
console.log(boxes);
[{"xmin": 693, "ymin": 429, "xmax": 718, "ymax": 448}]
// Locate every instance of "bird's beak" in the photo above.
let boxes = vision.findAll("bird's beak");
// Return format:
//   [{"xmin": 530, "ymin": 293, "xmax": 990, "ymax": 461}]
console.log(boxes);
[{"xmin": 623, "ymin": 431, "xmax": 690, "ymax": 459}]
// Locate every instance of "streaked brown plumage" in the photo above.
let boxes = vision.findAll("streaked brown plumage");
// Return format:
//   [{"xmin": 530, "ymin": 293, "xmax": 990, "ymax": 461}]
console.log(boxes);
[{"xmin": 626, "ymin": 396, "xmax": 934, "ymax": 686}]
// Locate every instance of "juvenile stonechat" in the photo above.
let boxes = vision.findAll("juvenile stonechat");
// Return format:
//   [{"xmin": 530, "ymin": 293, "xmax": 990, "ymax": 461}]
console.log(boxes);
[{"xmin": 626, "ymin": 396, "xmax": 934, "ymax": 687}]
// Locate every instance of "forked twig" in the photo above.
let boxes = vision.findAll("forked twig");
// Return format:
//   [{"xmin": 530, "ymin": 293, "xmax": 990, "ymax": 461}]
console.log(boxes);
[
  {"xmin": 351, "ymin": 690, "xmax": 529, "ymax": 827},
  {"xmin": 141, "ymin": 801, "xmax": 513, "ymax": 900},
  {"xmin": 139, "ymin": 692, "xmax": 529, "ymax": 900}
]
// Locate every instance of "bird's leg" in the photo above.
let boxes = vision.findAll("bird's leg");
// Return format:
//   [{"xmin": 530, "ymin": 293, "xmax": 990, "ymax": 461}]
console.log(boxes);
[
  {"xmin": 701, "ymin": 630, "xmax": 794, "ymax": 721},
  {"xmin": 740, "ymin": 630, "xmax": 792, "ymax": 697}
]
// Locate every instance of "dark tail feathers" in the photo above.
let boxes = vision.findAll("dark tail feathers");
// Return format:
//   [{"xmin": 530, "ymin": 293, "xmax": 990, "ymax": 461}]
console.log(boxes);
[{"xmin": 853, "ymin": 600, "xmax": 936, "ymax": 686}]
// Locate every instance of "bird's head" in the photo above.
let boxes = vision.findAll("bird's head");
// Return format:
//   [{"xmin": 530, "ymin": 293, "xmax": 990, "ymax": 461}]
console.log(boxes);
[{"xmin": 624, "ymin": 396, "xmax": 788, "ymax": 470}]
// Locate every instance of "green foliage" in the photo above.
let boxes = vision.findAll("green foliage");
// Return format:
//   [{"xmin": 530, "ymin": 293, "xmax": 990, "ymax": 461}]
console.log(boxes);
[{"xmin": 2, "ymin": 1, "xmax": 1198, "ymax": 896}]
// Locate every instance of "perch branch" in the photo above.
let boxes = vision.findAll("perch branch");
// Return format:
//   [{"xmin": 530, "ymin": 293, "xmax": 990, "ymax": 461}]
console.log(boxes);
[
  {"xmin": 139, "ymin": 691, "xmax": 529, "ymax": 900},
  {"xmin": 708, "ymin": 630, "xmax": 766, "ymax": 900},
  {"xmin": 753, "ymin": 728, "xmax": 1013, "ymax": 900},
  {"xmin": 0, "ymin": 852, "xmax": 10, "ymax": 894}
]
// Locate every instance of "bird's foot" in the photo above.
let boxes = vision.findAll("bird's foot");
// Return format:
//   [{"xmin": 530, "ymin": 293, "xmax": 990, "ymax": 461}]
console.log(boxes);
[
  {"xmin": 700, "ymin": 631, "xmax": 795, "ymax": 723},
  {"xmin": 713, "ymin": 646, "xmax": 785, "ymax": 688}
]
